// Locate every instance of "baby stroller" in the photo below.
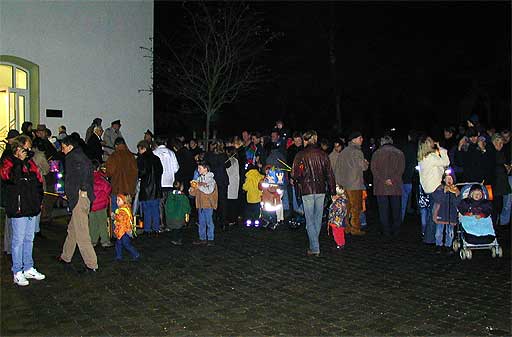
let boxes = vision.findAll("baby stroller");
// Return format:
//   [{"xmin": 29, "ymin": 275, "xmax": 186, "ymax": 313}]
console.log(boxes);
[{"xmin": 452, "ymin": 183, "xmax": 503, "ymax": 260}]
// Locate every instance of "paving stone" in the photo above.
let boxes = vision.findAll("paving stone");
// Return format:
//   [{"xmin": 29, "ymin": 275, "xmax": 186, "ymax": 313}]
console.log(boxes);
[{"xmin": 1, "ymin": 211, "xmax": 510, "ymax": 336}]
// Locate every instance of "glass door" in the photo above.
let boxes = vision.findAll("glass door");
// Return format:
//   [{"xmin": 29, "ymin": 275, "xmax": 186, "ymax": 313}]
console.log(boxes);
[{"xmin": 1, "ymin": 87, "xmax": 17, "ymax": 153}]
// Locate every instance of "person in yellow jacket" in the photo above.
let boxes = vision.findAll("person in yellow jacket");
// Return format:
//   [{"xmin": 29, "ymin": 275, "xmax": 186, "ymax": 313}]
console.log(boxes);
[
  {"xmin": 113, "ymin": 194, "xmax": 140, "ymax": 261},
  {"xmin": 242, "ymin": 164, "xmax": 264, "ymax": 226}
]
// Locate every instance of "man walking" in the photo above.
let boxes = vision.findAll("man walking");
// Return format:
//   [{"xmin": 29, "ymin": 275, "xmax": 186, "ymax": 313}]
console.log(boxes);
[
  {"xmin": 337, "ymin": 131, "xmax": 369, "ymax": 236},
  {"xmin": 58, "ymin": 136, "xmax": 98, "ymax": 272},
  {"xmin": 370, "ymin": 135, "xmax": 405, "ymax": 238},
  {"xmin": 292, "ymin": 130, "xmax": 336, "ymax": 256}
]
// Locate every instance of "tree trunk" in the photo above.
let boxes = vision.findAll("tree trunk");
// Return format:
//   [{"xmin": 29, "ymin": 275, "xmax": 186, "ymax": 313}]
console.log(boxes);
[
  {"xmin": 329, "ymin": 3, "xmax": 341, "ymax": 130},
  {"xmin": 205, "ymin": 112, "xmax": 211, "ymax": 152}
]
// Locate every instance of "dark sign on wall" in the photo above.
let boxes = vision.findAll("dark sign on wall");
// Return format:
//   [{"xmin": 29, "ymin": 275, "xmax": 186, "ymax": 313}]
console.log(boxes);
[{"xmin": 46, "ymin": 109, "xmax": 62, "ymax": 118}]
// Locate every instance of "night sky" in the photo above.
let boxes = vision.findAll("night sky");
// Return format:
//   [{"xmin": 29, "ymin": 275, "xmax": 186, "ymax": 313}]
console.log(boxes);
[{"xmin": 154, "ymin": 1, "xmax": 511, "ymax": 141}]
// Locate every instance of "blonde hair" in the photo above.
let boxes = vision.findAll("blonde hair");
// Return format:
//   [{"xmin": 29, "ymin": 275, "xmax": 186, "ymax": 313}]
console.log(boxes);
[
  {"xmin": 417, "ymin": 136, "xmax": 435, "ymax": 162},
  {"xmin": 11, "ymin": 135, "xmax": 32, "ymax": 152}
]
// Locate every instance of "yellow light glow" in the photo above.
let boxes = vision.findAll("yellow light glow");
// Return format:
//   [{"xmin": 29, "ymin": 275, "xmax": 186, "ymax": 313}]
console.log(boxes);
[
  {"xmin": 16, "ymin": 68, "xmax": 27, "ymax": 89},
  {"xmin": 0, "ymin": 65, "xmax": 13, "ymax": 88}
]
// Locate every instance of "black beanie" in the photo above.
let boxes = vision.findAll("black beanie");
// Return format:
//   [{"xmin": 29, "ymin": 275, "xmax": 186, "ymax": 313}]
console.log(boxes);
[{"xmin": 347, "ymin": 131, "xmax": 362, "ymax": 142}]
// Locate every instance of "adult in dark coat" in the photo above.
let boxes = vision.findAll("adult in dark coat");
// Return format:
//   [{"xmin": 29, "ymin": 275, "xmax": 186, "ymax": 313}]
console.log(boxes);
[
  {"xmin": 454, "ymin": 127, "xmax": 492, "ymax": 183},
  {"xmin": 370, "ymin": 136, "xmax": 405, "ymax": 238},
  {"xmin": 1, "ymin": 134, "xmax": 46, "ymax": 285},
  {"xmin": 59, "ymin": 136, "xmax": 98, "ymax": 272},
  {"xmin": 488, "ymin": 134, "xmax": 512, "ymax": 225},
  {"xmin": 170, "ymin": 138, "xmax": 195, "ymax": 194},
  {"xmin": 137, "ymin": 140, "xmax": 163, "ymax": 235},
  {"xmin": 86, "ymin": 126, "xmax": 104, "ymax": 163},
  {"xmin": 400, "ymin": 130, "xmax": 418, "ymax": 221},
  {"xmin": 204, "ymin": 140, "xmax": 231, "ymax": 229},
  {"xmin": 291, "ymin": 131, "xmax": 336, "ymax": 256}
]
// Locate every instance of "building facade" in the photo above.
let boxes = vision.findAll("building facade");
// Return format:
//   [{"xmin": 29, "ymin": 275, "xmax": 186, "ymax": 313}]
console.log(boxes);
[{"xmin": 1, "ymin": 0, "xmax": 154, "ymax": 151}]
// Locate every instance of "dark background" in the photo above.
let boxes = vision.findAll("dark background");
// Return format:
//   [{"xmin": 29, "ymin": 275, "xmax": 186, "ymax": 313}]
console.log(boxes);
[{"xmin": 154, "ymin": 1, "xmax": 511, "ymax": 141}]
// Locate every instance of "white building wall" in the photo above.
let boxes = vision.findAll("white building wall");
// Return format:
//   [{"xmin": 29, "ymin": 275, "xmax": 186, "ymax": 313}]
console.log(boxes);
[{"xmin": 0, "ymin": 0, "xmax": 153, "ymax": 151}]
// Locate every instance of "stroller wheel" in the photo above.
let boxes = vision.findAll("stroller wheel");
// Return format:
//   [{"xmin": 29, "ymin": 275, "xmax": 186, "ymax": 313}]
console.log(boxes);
[
  {"xmin": 452, "ymin": 241, "xmax": 459, "ymax": 252},
  {"xmin": 491, "ymin": 247, "xmax": 497, "ymax": 258},
  {"xmin": 466, "ymin": 249, "xmax": 472, "ymax": 260},
  {"xmin": 497, "ymin": 246, "xmax": 503, "ymax": 258},
  {"xmin": 460, "ymin": 249, "xmax": 466, "ymax": 260}
]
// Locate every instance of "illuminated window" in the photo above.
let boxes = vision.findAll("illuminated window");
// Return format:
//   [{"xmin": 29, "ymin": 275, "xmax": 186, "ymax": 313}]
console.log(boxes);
[
  {"xmin": 18, "ymin": 95, "xmax": 25, "ymax": 130},
  {"xmin": 0, "ymin": 64, "xmax": 13, "ymax": 87},
  {"xmin": 0, "ymin": 63, "xmax": 30, "ymax": 146},
  {"xmin": 16, "ymin": 68, "xmax": 27, "ymax": 89}
]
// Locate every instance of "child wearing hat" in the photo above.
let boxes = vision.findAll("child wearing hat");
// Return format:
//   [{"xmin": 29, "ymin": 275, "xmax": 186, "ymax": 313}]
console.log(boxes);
[
  {"xmin": 327, "ymin": 185, "xmax": 349, "ymax": 250},
  {"xmin": 432, "ymin": 170, "xmax": 460, "ymax": 254},
  {"xmin": 113, "ymin": 194, "xmax": 140, "ymax": 261},
  {"xmin": 457, "ymin": 184, "xmax": 492, "ymax": 219}
]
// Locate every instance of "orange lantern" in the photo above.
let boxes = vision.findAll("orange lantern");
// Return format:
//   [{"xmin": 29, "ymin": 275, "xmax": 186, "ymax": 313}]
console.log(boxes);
[{"xmin": 485, "ymin": 185, "xmax": 493, "ymax": 201}]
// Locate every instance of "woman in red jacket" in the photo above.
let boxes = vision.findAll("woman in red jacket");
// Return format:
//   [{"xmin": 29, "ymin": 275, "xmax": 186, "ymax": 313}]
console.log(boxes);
[{"xmin": 89, "ymin": 160, "xmax": 113, "ymax": 248}]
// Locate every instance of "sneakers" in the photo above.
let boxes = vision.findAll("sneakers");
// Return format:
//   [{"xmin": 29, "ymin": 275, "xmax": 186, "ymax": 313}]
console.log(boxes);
[
  {"xmin": 192, "ymin": 240, "xmax": 207, "ymax": 245},
  {"xmin": 101, "ymin": 242, "xmax": 113, "ymax": 248},
  {"xmin": 23, "ymin": 267, "xmax": 46, "ymax": 280},
  {"xmin": 13, "ymin": 271, "xmax": 29, "ymax": 286}
]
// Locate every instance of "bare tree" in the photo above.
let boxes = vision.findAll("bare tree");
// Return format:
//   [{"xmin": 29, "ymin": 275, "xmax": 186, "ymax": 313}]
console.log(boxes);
[{"xmin": 142, "ymin": 2, "xmax": 276, "ymax": 148}]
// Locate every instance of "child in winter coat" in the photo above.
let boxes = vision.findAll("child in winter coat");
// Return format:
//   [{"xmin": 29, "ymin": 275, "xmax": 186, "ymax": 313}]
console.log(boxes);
[
  {"xmin": 457, "ymin": 184, "xmax": 495, "ymax": 240},
  {"xmin": 457, "ymin": 184, "xmax": 492, "ymax": 218},
  {"xmin": 165, "ymin": 181, "xmax": 191, "ymax": 245},
  {"xmin": 432, "ymin": 170, "xmax": 460, "ymax": 254},
  {"xmin": 113, "ymin": 194, "xmax": 140, "ymax": 261},
  {"xmin": 89, "ymin": 160, "xmax": 112, "ymax": 248},
  {"xmin": 259, "ymin": 165, "xmax": 285, "ymax": 229},
  {"xmin": 328, "ymin": 185, "xmax": 349, "ymax": 250},
  {"xmin": 189, "ymin": 162, "xmax": 218, "ymax": 245},
  {"xmin": 242, "ymin": 164, "xmax": 264, "ymax": 225}
]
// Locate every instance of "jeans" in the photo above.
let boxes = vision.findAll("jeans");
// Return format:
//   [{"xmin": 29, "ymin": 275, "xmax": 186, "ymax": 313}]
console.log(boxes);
[
  {"xmin": 360, "ymin": 212, "xmax": 367, "ymax": 226},
  {"xmin": 111, "ymin": 195, "xmax": 119, "ymax": 214},
  {"xmin": 34, "ymin": 213, "xmax": 41, "ymax": 233},
  {"xmin": 11, "ymin": 216, "xmax": 37, "ymax": 273},
  {"xmin": 302, "ymin": 193, "xmax": 326, "ymax": 253},
  {"xmin": 420, "ymin": 208, "xmax": 428, "ymax": 235},
  {"xmin": 423, "ymin": 194, "xmax": 436, "ymax": 244},
  {"xmin": 376, "ymin": 195, "xmax": 402, "ymax": 236},
  {"xmin": 115, "ymin": 233, "xmax": 139, "ymax": 260},
  {"xmin": 499, "ymin": 176, "xmax": 512, "ymax": 225},
  {"xmin": 198, "ymin": 208, "xmax": 215, "ymax": 241},
  {"xmin": 435, "ymin": 224, "xmax": 454, "ymax": 247},
  {"xmin": 141, "ymin": 199, "xmax": 160, "ymax": 232},
  {"xmin": 281, "ymin": 186, "xmax": 290, "ymax": 211},
  {"xmin": 292, "ymin": 187, "xmax": 304, "ymax": 215},
  {"xmin": 401, "ymin": 184, "xmax": 412, "ymax": 221},
  {"xmin": 4, "ymin": 216, "xmax": 12, "ymax": 254}
]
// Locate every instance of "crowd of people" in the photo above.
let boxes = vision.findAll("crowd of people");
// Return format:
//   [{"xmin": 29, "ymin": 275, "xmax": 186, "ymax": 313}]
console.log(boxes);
[{"xmin": 1, "ymin": 114, "xmax": 510, "ymax": 286}]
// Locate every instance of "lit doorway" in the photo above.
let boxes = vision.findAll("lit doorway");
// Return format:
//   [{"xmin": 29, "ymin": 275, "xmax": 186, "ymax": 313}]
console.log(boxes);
[{"xmin": 0, "ymin": 63, "xmax": 29, "ymax": 152}]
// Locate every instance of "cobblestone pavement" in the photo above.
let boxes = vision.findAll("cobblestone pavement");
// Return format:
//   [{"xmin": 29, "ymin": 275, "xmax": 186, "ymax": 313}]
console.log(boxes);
[{"xmin": 1, "ymin": 209, "xmax": 510, "ymax": 336}]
